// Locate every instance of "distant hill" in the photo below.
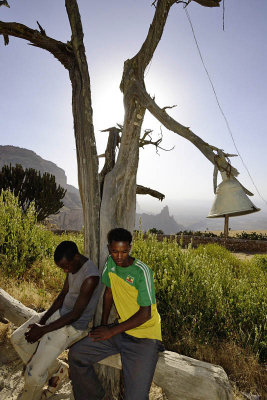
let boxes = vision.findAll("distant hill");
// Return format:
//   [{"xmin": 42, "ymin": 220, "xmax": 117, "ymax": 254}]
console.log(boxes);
[{"xmin": 136, "ymin": 205, "xmax": 184, "ymax": 234}]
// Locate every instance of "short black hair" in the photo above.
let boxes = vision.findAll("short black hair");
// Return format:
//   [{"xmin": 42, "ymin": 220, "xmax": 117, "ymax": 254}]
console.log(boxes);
[
  {"xmin": 54, "ymin": 241, "xmax": 79, "ymax": 263},
  {"xmin": 107, "ymin": 228, "xmax": 132, "ymax": 245}
]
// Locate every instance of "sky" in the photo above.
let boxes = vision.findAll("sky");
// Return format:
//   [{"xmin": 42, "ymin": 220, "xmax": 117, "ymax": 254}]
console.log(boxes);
[{"xmin": 0, "ymin": 0, "xmax": 266, "ymax": 217}]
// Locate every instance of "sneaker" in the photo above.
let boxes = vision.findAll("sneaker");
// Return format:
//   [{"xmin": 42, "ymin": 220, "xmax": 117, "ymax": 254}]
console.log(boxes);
[{"xmin": 41, "ymin": 363, "xmax": 69, "ymax": 399}]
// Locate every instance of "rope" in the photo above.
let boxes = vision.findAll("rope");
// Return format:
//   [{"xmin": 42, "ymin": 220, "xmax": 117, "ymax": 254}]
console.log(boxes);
[{"xmin": 184, "ymin": 7, "xmax": 267, "ymax": 206}]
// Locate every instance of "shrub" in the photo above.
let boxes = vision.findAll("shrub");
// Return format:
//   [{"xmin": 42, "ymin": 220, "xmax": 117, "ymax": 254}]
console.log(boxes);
[
  {"xmin": 0, "ymin": 164, "xmax": 66, "ymax": 221},
  {"xmin": 235, "ymin": 231, "xmax": 267, "ymax": 241},
  {"xmin": 132, "ymin": 232, "xmax": 267, "ymax": 361},
  {"xmin": 148, "ymin": 228, "xmax": 164, "ymax": 234},
  {"xmin": 0, "ymin": 189, "xmax": 57, "ymax": 276}
]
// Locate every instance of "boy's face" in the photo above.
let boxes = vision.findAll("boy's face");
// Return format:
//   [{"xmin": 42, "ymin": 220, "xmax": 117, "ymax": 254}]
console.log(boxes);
[
  {"xmin": 108, "ymin": 240, "xmax": 131, "ymax": 267},
  {"xmin": 56, "ymin": 254, "xmax": 79, "ymax": 274}
]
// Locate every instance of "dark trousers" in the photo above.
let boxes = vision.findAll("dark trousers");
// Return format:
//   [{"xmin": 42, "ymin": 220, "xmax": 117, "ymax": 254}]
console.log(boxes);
[{"xmin": 68, "ymin": 332, "xmax": 162, "ymax": 400}]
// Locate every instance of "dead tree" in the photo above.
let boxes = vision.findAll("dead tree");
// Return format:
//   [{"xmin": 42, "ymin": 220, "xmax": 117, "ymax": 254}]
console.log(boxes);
[{"xmin": 0, "ymin": 0, "xmax": 238, "ymax": 397}]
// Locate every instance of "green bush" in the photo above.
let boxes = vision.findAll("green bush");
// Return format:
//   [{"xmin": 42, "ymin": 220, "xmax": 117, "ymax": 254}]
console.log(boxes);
[
  {"xmin": 0, "ymin": 164, "xmax": 66, "ymax": 221},
  {"xmin": 251, "ymin": 254, "xmax": 267, "ymax": 273},
  {"xmin": 148, "ymin": 228, "xmax": 164, "ymax": 234},
  {"xmin": 0, "ymin": 189, "xmax": 57, "ymax": 276},
  {"xmin": 132, "ymin": 232, "xmax": 267, "ymax": 361},
  {"xmin": 235, "ymin": 231, "xmax": 267, "ymax": 241}
]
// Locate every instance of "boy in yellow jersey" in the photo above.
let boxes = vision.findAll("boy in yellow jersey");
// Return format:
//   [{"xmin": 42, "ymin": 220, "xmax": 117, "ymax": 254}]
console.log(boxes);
[{"xmin": 69, "ymin": 228, "xmax": 163, "ymax": 400}]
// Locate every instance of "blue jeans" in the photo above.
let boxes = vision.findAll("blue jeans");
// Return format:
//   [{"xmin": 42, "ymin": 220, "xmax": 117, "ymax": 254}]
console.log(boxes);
[{"xmin": 69, "ymin": 332, "xmax": 162, "ymax": 400}]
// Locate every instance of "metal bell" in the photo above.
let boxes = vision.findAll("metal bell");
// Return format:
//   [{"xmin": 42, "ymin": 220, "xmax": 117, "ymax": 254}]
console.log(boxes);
[{"xmin": 207, "ymin": 177, "xmax": 260, "ymax": 218}]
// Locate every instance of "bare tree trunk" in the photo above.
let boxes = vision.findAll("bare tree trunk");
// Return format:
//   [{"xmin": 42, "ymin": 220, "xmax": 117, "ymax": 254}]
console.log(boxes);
[
  {"xmin": 66, "ymin": 0, "xmax": 100, "ymax": 265},
  {"xmin": 68, "ymin": 65, "xmax": 100, "ymax": 264}
]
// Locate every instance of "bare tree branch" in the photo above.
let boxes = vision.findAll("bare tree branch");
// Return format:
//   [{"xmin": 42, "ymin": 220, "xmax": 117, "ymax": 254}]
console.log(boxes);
[
  {"xmin": 36, "ymin": 21, "xmax": 46, "ymax": 36},
  {"xmin": 136, "ymin": 184, "xmax": 165, "ymax": 201},
  {"xmin": 0, "ymin": 0, "xmax": 10, "ymax": 8},
  {"xmin": 0, "ymin": 21, "xmax": 73, "ymax": 69},
  {"xmin": 3, "ymin": 33, "xmax": 8, "ymax": 45},
  {"xmin": 162, "ymin": 104, "xmax": 177, "ymax": 111},
  {"xmin": 192, "ymin": 0, "xmax": 221, "ymax": 7},
  {"xmin": 139, "ymin": 128, "xmax": 175, "ymax": 153},
  {"xmin": 121, "ymin": 0, "xmax": 176, "ymax": 90},
  {"xmin": 135, "ymin": 81, "xmax": 239, "ymax": 176}
]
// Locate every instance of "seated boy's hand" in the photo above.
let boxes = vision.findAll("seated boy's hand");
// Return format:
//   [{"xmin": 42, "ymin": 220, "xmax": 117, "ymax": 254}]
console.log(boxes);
[
  {"xmin": 89, "ymin": 325, "xmax": 115, "ymax": 341},
  {"xmin": 25, "ymin": 323, "xmax": 46, "ymax": 343}
]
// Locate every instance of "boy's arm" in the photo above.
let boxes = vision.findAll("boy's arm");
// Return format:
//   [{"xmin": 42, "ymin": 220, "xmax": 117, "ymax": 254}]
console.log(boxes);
[
  {"xmin": 39, "ymin": 276, "xmax": 69, "ymax": 325},
  {"xmin": 25, "ymin": 275, "xmax": 99, "ymax": 343},
  {"xmin": 101, "ymin": 287, "xmax": 114, "ymax": 325},
  {"xmin": 90, "ymin": 304, "xmax": 151, "ymax": 341}
]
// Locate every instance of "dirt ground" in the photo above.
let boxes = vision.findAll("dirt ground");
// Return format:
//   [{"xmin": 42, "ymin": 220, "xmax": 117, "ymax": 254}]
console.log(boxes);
[
  {"xmin": 0, "ymin": 331, "xmax": 165, "ymax": 400},
  {"xmin": 231, "ymin": 252, "xmax": 255, "ymax": 261}
]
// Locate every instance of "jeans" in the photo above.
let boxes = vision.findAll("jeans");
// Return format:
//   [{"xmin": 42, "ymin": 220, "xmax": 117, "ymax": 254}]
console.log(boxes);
[{"xmin": 69, "ymin": 332, "xmax": 162, "ymax": 400}]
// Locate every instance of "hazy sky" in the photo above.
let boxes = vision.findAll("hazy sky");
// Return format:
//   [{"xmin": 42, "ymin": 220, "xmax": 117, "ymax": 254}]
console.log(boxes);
[{"xmin": 0, "ymin": 0, "xmax": 266, "ymax": 215}]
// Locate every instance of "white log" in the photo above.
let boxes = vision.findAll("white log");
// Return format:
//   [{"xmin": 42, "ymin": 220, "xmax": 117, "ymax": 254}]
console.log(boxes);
[
  {"xmin": 0, "ymin": 288, "xmax": 37, "ymax": 326},
  {"xmin": 0, "ymin": 288, "xmax": 233, "ymax": 400},
  {"xmin": 98, "ymin": 352, "xmax": 233, "ymax": 400}
]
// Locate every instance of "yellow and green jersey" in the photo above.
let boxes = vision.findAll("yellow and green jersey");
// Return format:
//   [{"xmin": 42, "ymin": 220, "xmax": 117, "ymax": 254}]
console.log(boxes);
[{"xmin": 102, "ymin": 256, "xmax": 162, "ymax": 341}]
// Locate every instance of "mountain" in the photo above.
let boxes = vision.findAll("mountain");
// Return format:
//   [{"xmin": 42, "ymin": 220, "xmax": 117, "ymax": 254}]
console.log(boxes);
[
  {"xmin": 136, "ymin": 206, "xmax": 184, "ymax": 234},
  {"xmin": 0, "ymin": 146, "xmax": 67, "ymax": 187},
  {"xmin": 0, "ymin": 145, "xmax": 83, "ymax": 229}
]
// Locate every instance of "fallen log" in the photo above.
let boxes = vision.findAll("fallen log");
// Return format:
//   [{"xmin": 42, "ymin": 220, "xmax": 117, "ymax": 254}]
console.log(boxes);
[{"xmin": 0, "ymin": 288, "xmax": 233, "ymax": 400}]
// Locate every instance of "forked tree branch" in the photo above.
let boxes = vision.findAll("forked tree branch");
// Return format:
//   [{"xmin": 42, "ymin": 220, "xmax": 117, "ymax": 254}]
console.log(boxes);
[
  {"xmin": 121, "ymin": 0, "xmax": 176, "ymax": 91},
  {"xmin": 0, "ymin": 21, "xmax": 73, "ymax": 69},
  {"xmin": 139, "ymin": 128, "xmax": 174, "ymax": 152}
]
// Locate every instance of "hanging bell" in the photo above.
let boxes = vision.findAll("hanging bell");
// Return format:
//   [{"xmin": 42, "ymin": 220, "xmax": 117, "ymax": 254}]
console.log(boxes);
[{"xmin": 207, "ymin": 177, "xmax": 260, "ymax": 218}]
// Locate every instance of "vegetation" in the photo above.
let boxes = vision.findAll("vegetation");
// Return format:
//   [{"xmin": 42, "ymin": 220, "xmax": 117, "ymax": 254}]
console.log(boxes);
[
  {"xmin": 148, "ymin": 228, "xmax": 164, "ymax": 235},
  {"xmin": 0, "ymin": 196, "xmax": 266, "ymax": 396},
  {"xmin": 176, "ymin": 230, "xmax": 267, "ymax": 240},
  {"xmin": 0, "ymin": 189, "xmax": 57, "ymax": 276},
  {"xmin": 0, "ymin": 164, "xmax": 66, "ymax": 221},
  {"xmin": 132, "ymin": 232, "xmax": 266, "ymax": 362},
  {"xmin": 177, "ymin": 230, "xmax": 218, "ymax": 237},
  {"xmin": 235, "ymin": 231, "xmax": 267, "ymax": 241}
]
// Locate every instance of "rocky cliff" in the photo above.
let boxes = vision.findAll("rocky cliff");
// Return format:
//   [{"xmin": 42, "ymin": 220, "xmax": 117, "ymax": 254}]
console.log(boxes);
[{"xmin": 136, "ymin": 206, "xmax": 184, "ymax": 234}]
